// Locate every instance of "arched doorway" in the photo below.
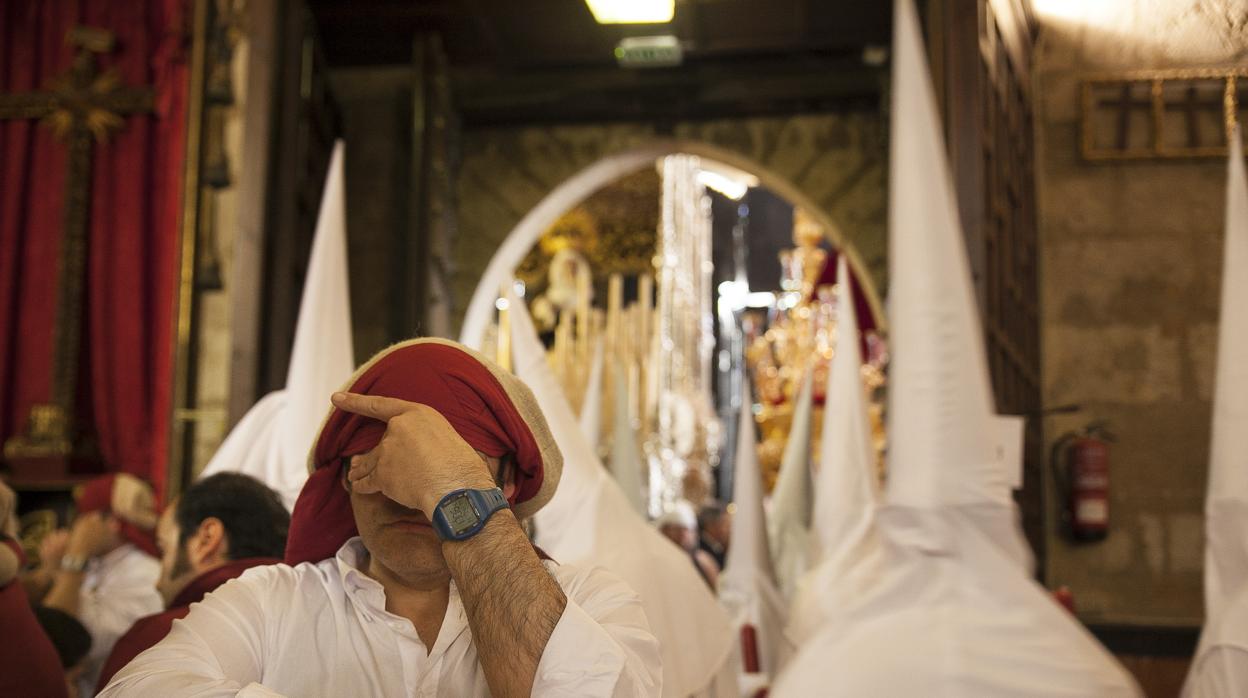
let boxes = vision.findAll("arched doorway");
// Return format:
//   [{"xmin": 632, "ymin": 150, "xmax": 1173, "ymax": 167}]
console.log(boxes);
[
  {"xmin": 461, "ymin": 141, "xmax": 888, "ymax": 515},
  {"xmin": 460, "ymin": 140, "xmax": 885, "ymax": 348}
]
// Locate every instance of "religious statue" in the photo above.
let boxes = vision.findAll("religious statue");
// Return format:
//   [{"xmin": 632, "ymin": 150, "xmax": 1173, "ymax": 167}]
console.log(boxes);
[{"xmin": 744, "ymin": 208, "xmax": 888, "ymax": 490}]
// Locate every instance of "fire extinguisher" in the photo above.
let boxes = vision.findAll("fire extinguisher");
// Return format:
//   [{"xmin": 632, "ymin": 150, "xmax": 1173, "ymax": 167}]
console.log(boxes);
[{"xmin": 1051, "ymin": 421, "xmax": 1114, "ymax": 542}]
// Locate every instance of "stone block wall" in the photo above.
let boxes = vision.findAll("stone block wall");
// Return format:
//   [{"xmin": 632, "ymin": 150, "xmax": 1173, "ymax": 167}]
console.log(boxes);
[
  {"xmin": 1034, "ymin": 3, "xmax": 1248, "ymax": 623},
  {"xmin": 451, "ymin": 112, "xmax": 888, "ymax": 334}
]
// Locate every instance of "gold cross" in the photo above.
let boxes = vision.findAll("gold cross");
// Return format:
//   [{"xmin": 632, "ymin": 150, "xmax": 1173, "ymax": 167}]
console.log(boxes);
[{"xmin": 2, "ymin": 26, "xmax": 155, "ymax": 462}]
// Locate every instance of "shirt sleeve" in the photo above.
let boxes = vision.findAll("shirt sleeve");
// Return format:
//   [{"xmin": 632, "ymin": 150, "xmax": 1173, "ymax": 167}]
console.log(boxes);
[
  {"xmin": 98, "ymin": 568, "xmax": 287, "ymax": 697},
  {"xmin": 532, "ymin": 564, "xmax": 662, "ymax": 697},
  {"xmin": 1185, "ymin": 647, "xmax": 1248, "ymax": 698}
]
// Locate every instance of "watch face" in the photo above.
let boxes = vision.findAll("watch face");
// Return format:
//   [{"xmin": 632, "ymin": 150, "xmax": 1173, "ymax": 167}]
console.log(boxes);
[{"xmin": 443, "ymin": 494, "xmax": 481, "ymax": 535}]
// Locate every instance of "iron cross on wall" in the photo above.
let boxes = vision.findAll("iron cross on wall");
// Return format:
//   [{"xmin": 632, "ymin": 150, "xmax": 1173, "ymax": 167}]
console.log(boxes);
[{"xmin": 0, "ymin": 26, "xmax": 154, "ymax": 475}]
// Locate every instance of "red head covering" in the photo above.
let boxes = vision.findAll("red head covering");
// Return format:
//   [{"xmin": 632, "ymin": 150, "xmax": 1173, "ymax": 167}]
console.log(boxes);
[
  {"xmin": 284, "ymin": 340, "xmax": 558, "ymax": 565},
  {"xmin": 75, "ymin": 475, "xmax": 160, "ymax": 558}
]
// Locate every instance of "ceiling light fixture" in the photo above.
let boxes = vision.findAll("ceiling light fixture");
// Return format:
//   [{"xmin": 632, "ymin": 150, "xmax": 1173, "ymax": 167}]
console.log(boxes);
[{"xmin": 585, "ymin": 0, "xmax": 674, "ymax": 24}]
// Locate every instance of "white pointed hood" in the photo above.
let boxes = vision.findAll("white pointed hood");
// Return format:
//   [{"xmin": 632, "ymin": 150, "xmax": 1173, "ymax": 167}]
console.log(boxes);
[
  {"xmin": 785, "ymin": 256, "xmax": 887, "ymax": 646},
  {"xmin": 1204, "ymin": 126, "xmax": 1248, "ymax": 620},
  {"xmin": 768, "ymin": 368, "xmax": 815, "ymax": 600},
  {"xmin": 1186, "ymin": 130, "xmax": 1248, "ymax": 698},
  {"xmin": 578, "ymin": 338, "xmax": 604, "ymax": 448},
  {"xmin": 201, "ymin": 141, "xmax": 355, "ymax": 509},
  {"xmin": 609, "ymin": 361, "xmax": 649, "ymax": 516},
  {"xmin": 811, "ymin": 256, "xmax": 880, "ymax": 562},
  {"xmin": 885, "ymin": 7, "xmax": 1006, "ymax": 514},
  {"xmin": 719, "ymin": 375, "xmax": 787, "ymax": 677},
  {"xmin": 771, "ymin": 3, "xmax": 1141, "ymax": 695},
  {"xmin": 507, "ymin": 286, "xmax": 734, "ymax": 697}
]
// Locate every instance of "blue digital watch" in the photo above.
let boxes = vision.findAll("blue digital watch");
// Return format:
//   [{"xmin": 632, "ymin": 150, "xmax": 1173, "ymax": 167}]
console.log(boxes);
[{"xmin": 431, "ymin": 487, "xmax": 509, "ymax": 541}]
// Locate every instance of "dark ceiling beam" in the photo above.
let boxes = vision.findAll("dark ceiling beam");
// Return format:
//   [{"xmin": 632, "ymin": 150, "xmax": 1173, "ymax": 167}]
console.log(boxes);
[
  {"xmin": 451, "ymin": 56, "xmax": 884, "ymax": 126},
  {"xmin": 307, "ymin": 0, "xmax": 451, "ymax": 22}
]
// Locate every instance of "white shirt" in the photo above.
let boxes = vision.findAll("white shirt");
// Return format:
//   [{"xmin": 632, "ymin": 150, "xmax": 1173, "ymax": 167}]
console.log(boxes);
[
  {"xmin": 1185, "ymin": 586, "xmax": 1248, "ymax": 698},
  {"xmin": 79, "ymin": 543, "xmax": 163, "ymax": 696},
  {"xmin": 100, "ymin": 537, "xmax": 661, "ymax": 697}
]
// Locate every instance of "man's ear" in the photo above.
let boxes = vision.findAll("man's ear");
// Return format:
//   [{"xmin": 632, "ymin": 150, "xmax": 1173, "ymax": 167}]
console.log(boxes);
[
  {"xmin": 190, "ymin": 517, "xmax": 228, "ymax": 566},
  {"xmin": 341, "ymin": 456, "xmax": 354, "ymax": 493}
]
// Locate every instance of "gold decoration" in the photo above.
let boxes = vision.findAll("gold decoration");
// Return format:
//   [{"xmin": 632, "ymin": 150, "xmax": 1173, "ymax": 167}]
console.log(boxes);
[{"xmin": 744, "ymin": 208, "xmax": 888, "ymax": 491}]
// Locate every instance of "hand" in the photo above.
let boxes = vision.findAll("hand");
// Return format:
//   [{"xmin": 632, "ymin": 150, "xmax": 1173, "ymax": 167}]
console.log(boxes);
[
  {"xmin": 331, "ymin": 392, "xmax": 496, "ymax": 514},
  {"xmin": 39, "ymin": 528, "xmax": 70, "ymax": 571},
  {"xmin": 0, "ymin": 481, "xmax": 15, "ymax": 538},
  {"xmin": 65, "ymin": 511, "xmax": 118, "ymax": 560}
]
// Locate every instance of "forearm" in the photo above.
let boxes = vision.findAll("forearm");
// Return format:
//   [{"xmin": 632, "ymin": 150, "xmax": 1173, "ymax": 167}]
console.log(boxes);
[
  {"xmin": 21, "ymin": 568, "xmax": 55, "ymax": 602},
  {"xmin": 443, "ymin": 510, "xmax": 567, "ymax": 698},
  {"xmin": 43, "ymin": 570, "xmax": 85, "ymax": 616}
]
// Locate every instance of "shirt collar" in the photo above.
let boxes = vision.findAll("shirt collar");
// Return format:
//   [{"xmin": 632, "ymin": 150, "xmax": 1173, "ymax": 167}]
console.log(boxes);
[
  {"xmin": 332, "ymin": 538, "xmax": 470, "ymax": 653},
  {"xmin": 170, "ymin": 557, "xmax": 281, "ymax": 609}
]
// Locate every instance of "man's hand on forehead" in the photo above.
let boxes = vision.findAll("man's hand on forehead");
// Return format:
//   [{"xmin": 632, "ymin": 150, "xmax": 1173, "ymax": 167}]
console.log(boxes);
[{"xmin": 331, "ymin": 392, "xmax": 497, "ymax": 514}]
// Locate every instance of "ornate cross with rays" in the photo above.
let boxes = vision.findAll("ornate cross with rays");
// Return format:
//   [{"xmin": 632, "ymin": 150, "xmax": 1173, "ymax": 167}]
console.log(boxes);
[{"xmin": 1, "ymin": 26, "xmax": 154, "ymax": 469}]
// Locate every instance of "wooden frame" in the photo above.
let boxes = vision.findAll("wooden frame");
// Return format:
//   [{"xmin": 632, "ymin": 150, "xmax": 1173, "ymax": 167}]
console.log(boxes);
[{"xmin": 1080, "ymin": 68, "xmax": 1246, "ymax": 161}]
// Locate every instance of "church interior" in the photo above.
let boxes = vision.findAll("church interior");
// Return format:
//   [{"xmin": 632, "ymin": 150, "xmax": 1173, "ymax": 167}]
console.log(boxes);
[{"xmin": 3, "ymin": 0, "xmax": 1248, "ymax": 696}]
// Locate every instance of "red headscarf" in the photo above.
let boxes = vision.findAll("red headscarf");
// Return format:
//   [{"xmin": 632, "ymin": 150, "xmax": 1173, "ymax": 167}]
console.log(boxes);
[
  {"xmin": 284, "ymin": 341, "xmax": 550, "ymax": 565},
  {"xmin": 75, "ymin": 475, "xmax": 160, "ymax": 558}
]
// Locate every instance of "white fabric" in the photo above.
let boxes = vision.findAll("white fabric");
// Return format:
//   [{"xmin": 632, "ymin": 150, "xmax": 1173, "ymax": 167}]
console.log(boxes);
[
  {"xmin": 78, "ymin": 543, "xmax": 162, "ymax": 696},
  {"xmin": 609, "ymin": 362, "xmax": 649, "ymax": 516},
  {"xmin": 774, "ymin": 510, "xmax": 1140, "ymax": 698},
  {"xmin": 199, "ymin": 141, "xmax": 355, "ymax": 509},
  {"xmin": 787, "ymin": 256, "xmax": 883, "ymax": 645},
  {"xmin": 718, "ymin": 376, "xmax": 787, "ymax": 680},
  {"xmin": 1186, "ymin": 126, "xmax": 1248, "ymax": 697},
  {"xmin": 768, "ymin": 368, "xmax": 814, "ymax": 601},
  {"xmin": 506, "ymin": 286, "xmax": 734, "ymax": 698},
  {"xmin": 773, "ymin": 2, "xmax": 1140, "ymax": 695},
  {"xmin": 579, "ymin": 338, "xmax": 605, "ymax": 449},
  {"xmin": 810, "ymin": 256, "xmax": 878, "ymax": 562},
  {"xmin": 100, "ymin": 538, "xmax": 660, "ymax": 697},
  {"xmin": 1187, "ymin": 585, "xmax": 1248, "ymax": 698},
  {"xmin": 884, "ymin": 2, "xmax": 1002, "ymax": 514}
]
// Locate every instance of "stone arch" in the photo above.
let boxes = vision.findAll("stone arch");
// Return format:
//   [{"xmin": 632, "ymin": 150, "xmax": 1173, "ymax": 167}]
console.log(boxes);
[{"xmin": 453, "ymin": 114, "xmax": 888, "ymax": 339}]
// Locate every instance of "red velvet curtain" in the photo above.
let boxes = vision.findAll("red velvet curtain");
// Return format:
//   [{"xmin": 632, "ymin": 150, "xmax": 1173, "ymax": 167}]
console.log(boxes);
[{"xmin": 0, "ymin": 0, "xmax": 189, "ymax": 499}]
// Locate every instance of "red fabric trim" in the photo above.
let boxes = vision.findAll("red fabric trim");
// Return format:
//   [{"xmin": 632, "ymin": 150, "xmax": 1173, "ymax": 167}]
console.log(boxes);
[
  {"xmin": 74, "ymin": 474, "xmax": 160, "ymax": 557},
  {"xmin": 0, "ymin": 535, "xmax": 67, "ymax": 697}
]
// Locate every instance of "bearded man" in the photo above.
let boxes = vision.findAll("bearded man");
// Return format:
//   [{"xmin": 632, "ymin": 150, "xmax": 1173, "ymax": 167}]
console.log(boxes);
[{"xmin": 96, "ymin": 472, "xmax": 289, "ymax": 691}]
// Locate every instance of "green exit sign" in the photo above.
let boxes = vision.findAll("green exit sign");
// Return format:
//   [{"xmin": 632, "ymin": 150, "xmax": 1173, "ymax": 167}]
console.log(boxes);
[{"xmin": 615, "ymin": 36, "xmax": 683, "ymax": 68}]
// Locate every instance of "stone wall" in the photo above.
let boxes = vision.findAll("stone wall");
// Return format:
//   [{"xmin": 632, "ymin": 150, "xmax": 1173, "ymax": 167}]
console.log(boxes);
[
  {"xmin": 451, "ymin": 112, "xmax": 888, "ymax": 334},
  {"xmin": 1034, "ymin": 2, "xmax": 1248, "ymax": 624}
]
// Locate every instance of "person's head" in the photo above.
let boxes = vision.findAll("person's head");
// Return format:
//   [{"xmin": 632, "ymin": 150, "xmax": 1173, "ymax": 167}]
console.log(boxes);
[
  {"xmin": 283, "ymin": 339, "xmax": 563, "ymax": 585},
  {"xmin": 156, "ymin": 473, "xmax": 289, "ymax": 605},
  {"xmin": 73, "ymin": 474, "xmax": 159, "ymax": 557},
  {"xmin": 698, "ymin": 502, "xmax": 732, "ymax": 547},
  {"xmin": 657, "ymin": 501, "xmax": 699, "ymax": 551},
  {"xmin": 33, "ymin": 605, "xmax": 91, "ymax": 698}
]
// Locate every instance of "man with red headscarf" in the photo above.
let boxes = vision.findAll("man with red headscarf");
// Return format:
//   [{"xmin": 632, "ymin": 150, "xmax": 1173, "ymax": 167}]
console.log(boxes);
[
  {"xmin": 102, "ymin": 339, "xmax": 660, "ymax": 697},
  {"xmin": 37, "ymin": 473, "xmax": 163, "ymax": 695}
]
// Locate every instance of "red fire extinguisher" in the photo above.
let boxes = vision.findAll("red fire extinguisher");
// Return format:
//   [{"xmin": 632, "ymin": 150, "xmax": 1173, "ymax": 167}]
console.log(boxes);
[{"xmin": 1051, "ymin": 422, "xmax": 1114, "ymax": 542}]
